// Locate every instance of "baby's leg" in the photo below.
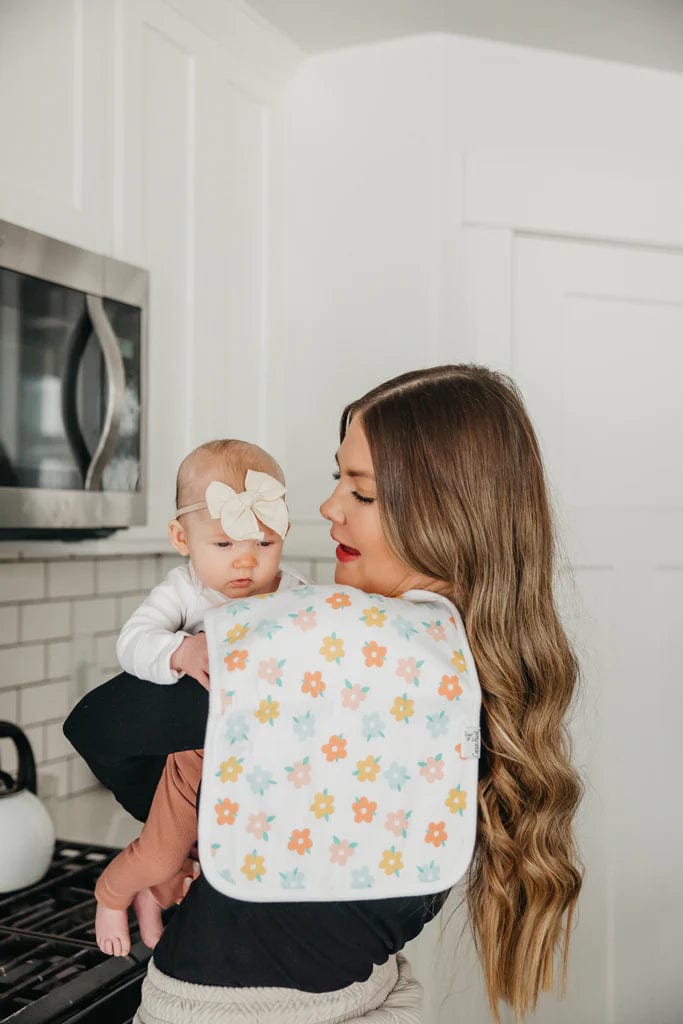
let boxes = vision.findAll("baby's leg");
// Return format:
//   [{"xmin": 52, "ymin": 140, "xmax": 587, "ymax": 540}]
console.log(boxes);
[{"xmin": 95, "ymin": 749, "xmax": 203, "ymax": 953}]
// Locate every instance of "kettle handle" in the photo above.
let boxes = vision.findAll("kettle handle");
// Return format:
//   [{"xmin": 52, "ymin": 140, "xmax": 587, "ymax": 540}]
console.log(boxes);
[{"xmin": 0, "ymin": 721, "xmax": 37, "ymax": 794}]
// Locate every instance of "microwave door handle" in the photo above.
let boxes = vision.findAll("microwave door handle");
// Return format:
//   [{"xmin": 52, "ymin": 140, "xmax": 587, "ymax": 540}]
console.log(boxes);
[
  {"xmin": 61, "ymin": 307, "xmax": 93, "ymax": 485},
  {"xmin": 84, "ymin": 295, "xmax": 125, "ymax": 491}
]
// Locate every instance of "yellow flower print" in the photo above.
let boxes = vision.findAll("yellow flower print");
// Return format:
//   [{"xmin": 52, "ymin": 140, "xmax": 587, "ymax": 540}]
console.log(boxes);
[
  {"xmin": 390, "ymin": 694, "xmax": 415, "ymax": 724},
  {"xmin": 361, "ymin": 606, "xmax": 386, "ymax": 628},
  {"xmin": 445, "ymin": 785, "xmax": 467, "ymax": 816},
  {"xmin": 254, "ymin": 694, "xmax": 280, "ymax": 726},
  {"xmin": 225, "ymin": 623, "xmax": 249, "ymax": 645},
  {"xmin": 310, "ymin": 789, "xmax": 335, "ymax": 821},
  {"xmin": 451, "ymin": 649, "xmax": 467, "ymax": 673},
  {"xmin": 379, "ymin": 847, "xmax": 404, "ymax": 877},
  {"xmin": 216, "ymin": 756, "xmax": 243, "ymax": 783},
  {"xmin": 240, "ymin": 850, "xmax": 266, "ymax": 881},
  {"xmin": 320, "ymin": 633, "xmax": 345, "ymax": 664},
  {"xmin": 353, "ymin": 755, "xmax": 382, "ymax": 782}
]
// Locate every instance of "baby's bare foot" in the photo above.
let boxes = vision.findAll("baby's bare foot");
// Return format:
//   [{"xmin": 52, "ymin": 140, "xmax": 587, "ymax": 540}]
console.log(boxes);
[
  {"xmin": 95, "ymin": 904, "xmax": 131, "ymax": 957},
  {"xmin": 133, "ymin": 888, "xmax": 164, "ymax": 948}
]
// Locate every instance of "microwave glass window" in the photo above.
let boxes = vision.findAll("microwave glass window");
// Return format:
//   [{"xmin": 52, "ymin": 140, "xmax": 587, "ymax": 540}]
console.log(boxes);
[{"xmin": 0, "ymin": 268, "xmax": 141, "ymax": 492}]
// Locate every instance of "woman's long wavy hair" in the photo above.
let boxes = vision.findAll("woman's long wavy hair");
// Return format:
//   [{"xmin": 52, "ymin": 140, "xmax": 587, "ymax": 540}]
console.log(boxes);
[{"xmin": 342, "ymin": 364, "xmax": 583, "ymax": 1021}]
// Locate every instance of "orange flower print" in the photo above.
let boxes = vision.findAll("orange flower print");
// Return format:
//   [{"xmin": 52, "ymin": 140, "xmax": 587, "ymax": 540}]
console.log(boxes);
[
  {"xmin": 285, "ymin": 757, "xmax": 312, "ymax": 789},
  {"xmin": 302, "ymin": 670, "xmax": 326, "ymax": 698},
  {"xmin": 395, "ymin": 657, "xmax": 423, "ymax": 687},
  {"xmin": 329, "ymin": 837, "xmax": 357, "ymax": 866},
  {"xmin": 352, "ymin": 796, "xmax": 377, "ymax": 823},
  {"xmin": 361, "ymin": 606, "xmax": 386, "ymax": 628},
  {"xmin": 425, "ymin": 821, "xmax": 448, "ymax": 847},
  {"xmin": 353, "ymin": 755, "xmax": 381, "ymax": 782},
  {"xmin": 438, "ymin": 674, "xmax": 462, "ymax": 701},
  {"xmin": 390, "ymin": 694, "xmax": 415, "ymax": 724},
  {"xmin": 310, "ymin": 789, "xmax": 335, "ymax": 821},
  {"xmin": 321, "ymin": 734, "xmax": 348, "ymax": 762},
  {"xmin": 445, "ymin": 785, "xmax": 467, "ymax": 816},
  {"xmin": 215, "ymin": 797, "xmax": 239, "ymax": 826},
  {"xmin": 224, "ymin": 649, "xmax": 248, "ymax": 672},
  {"xmin": 451, "ymin": 649, "xmax": 467, "ymax": 673},
  {"xmin": 216, "ymin": 756, "xmax": 243, "ymax": 783},
  {"xmin": 384, "ymin": 809, "xmax": 411, "ymax": 838},
  {"xmin": 424, "ymin": 620, "xmax": 446, "ymax": 643},
  {"xmin": 341, "ymin": 679, "xmax": 369, "ymax": 710},
  {"xmin": 379, "ymin": 847, "xmax": 404, "ymax": 876},
  {"xmin": 225, "ymin": 623, "xmax": 249, "ymax": 645},
  {"xmin": 288, "ymin": 827, "xmax": 313, "ymax": 855},
  {"xmin": 418, "ymin": 754, "xmax": 445, "ymax": 783},
  {"xmin": 320, "ymin": 633, "xmax": 345, "ymax": 664},
  {"xmin": 362, "ymin": 640, "xmax": 386, "ymax": 668},
  {"xmin": 326, "ymin": 591, "xmax": 352, "ymax": 610},
  {"xmin": 254, "ymin": 695, "xmax": 280, "ymax": 726},
  {"xmin": 240, "ymin": 850, "xmax": 265, "ymax": 881},
  {"xmin": 290, "ymin": 607, "xmax": 317, "ymax": 631}
]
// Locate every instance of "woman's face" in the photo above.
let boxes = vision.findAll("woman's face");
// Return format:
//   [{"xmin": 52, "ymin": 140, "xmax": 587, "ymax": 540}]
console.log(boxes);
[{"xmin": 319, "ymin": 416, "xmax": 441, "ymax": 597}]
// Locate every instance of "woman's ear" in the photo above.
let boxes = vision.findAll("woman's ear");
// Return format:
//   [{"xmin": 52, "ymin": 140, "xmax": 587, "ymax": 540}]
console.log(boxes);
[{"xmin": 168, "ymin": 519, "xmax": 190, "ymax": 556}]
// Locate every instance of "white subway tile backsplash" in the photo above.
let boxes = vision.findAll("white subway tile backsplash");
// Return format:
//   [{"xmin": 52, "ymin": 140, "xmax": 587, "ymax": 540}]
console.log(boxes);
[
  {"xmin": 20, "ymin": 680, "xmax": 71, "ymax": 726},
  {"xmin": 69, "ymin": 757, "xmax": 99, "ymax": 793},
  {"xmin": 311, "ymin": 560, "xmax": 337, "ymax": 584},
  {"xmin": 39, "ymin": 759, "xmax": 70, "ymax": 798},
  {"xmin": 72, "ymin": 596, "xmax": 117, "ymax": 634},
  {"xmin": 21, "ymin": 601, "xmax": 71, "ymax": 643},
  {"xmin": 116, "ymin": 592, "xmax": 146, "ymax": 628},
  {"xmin": 47, "ymin": 640, "xmax": 70, "ymax": 680},
  {"xmin": 0, "ymin": 605, "xmax": 19, "ymax": 644},
  {"xmin": 94, "ymin": 632, "xmax": 119, "ymax": 672},
  {"xmin": 0, "ymin": 687, "xmax": 18, "ymax": 722},
  {"xmin": 96, "ymin": 558, "xmax": 139, "ymax": 594},
  {"xmin": 138, "ymin": 555, "xmax": 163, "ymax": 589},
  {"xmin": 159, "ymin": 554, "xmax": 184, "ymax": 576},
  {"xmin": 283, "ymin": 558, "xmax": 314, "ymax": 581},
  {"xmin": 45, "ymin": 721, "xmax": 74, "ymax": 761},
  {"xmin": 0, "ymin": 644, "xmax": 46, "ymax": 685},
  {"xmin": 47, "ymin": 560, "xmax": 95, "ymax": 598},
  {"xmin": 0, "ymin": 561, "xmax": 45, "ymax": 603},
  {"xmin": 23, "ymin": 723, "xmax": 45, "ymax": 762}
]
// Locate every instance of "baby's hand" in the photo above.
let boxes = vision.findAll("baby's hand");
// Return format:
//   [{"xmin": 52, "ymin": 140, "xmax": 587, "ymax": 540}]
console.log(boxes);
[{"xmin": 171, "ymin": 633, "xmax": 210, "ymax": 690}]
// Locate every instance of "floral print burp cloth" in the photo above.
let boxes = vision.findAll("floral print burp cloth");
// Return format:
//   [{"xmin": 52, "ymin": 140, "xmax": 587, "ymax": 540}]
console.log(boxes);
[{"xmin": 199, "ymin": 585, "xmax": 481, "ymax": 901}]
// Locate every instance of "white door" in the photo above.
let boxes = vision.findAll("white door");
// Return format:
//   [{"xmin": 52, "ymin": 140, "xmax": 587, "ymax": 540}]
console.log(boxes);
[{"xmin": 408, "ymin": 232, "xmax": 683, "ymax": 1024}]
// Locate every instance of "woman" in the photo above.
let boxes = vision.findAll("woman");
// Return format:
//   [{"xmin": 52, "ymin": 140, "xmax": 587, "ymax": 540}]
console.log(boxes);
[{"xmin": 65, "ymin": 364, "xmax": 583, "ymax": 1021}]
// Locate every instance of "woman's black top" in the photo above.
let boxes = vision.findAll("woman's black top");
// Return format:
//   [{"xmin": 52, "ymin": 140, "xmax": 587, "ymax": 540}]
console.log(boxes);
[{"xmin": 64, "ymin": 672, "xmax": 449, "ymax": 990}]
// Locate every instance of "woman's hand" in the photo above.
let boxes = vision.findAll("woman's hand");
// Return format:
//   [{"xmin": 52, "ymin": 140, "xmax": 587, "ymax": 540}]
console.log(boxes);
[{"xmin": 170, "ymin": 633, "xmax": 210, "ymax": 690}]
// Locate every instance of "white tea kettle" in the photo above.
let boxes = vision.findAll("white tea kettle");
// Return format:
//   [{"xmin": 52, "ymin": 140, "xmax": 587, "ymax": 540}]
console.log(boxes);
[{"xmin": 0, "ymin": 720, "xmax": 55, "ymax": 892}]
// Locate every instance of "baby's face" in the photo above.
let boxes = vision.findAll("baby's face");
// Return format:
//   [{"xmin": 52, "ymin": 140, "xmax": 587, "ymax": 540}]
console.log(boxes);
[{"xmin": 185, "ymin": 511, "xmax": 284, "ymax": 600}]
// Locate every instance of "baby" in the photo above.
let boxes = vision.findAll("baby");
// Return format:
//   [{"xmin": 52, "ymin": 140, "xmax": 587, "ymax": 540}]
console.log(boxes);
[{"xmin": 95, "ymin": 438, "xmax": 306, "ymax": 956}]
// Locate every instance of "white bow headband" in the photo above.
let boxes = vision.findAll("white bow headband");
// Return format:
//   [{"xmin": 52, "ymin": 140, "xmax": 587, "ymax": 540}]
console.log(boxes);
[{"xmin": 176, "ymin": 470, "xmax": 288, "ymax": 542}]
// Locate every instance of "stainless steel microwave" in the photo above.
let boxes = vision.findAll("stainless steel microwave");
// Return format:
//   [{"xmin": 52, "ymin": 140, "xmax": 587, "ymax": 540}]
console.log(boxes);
[{"xmin": 0, "ymin": 220, "xmax": 148, "ymax": 538}]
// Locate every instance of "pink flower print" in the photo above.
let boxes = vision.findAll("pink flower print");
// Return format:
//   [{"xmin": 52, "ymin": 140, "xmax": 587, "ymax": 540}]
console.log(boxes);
[
  {"xmin": 424, "ymin": 620, "xmax": 446, "ymax": 643},
  {"xmin": 290, "ymin": 607, "xmax": 317, "ymax": 632},
  {"xmin": 258, "ymin": 658, "xmax": 282, "ymax": 686},
  {"xmin": 247, "ymin": 811, "xmax": 274, "ymax": 841},
  {"xmin": 285, "ymin": 757, "xmax": 312, "ymax": 789},
  {"xmin": 329, "ymin": 837, "xmax": 357, "ymax": 866},
  {"xmin": 384, "ymin": 809, "xmax": 411, "ymax": 838},
  {"xmin": 395, "ymin": 657, "xmax": 423, "ymax": 687},
  {"xmin": 418, "ymin": 754, "xmax": 445, "ymax": 783},
  {"xmin": 341, "ymin": 679, "xmax": 369, "ymax": 710}
]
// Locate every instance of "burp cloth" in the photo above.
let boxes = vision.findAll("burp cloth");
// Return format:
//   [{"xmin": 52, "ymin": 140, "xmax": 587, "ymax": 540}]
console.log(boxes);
[{"xmin": 199, "ymin": 584, "xmax": 481, "ymax": 901}]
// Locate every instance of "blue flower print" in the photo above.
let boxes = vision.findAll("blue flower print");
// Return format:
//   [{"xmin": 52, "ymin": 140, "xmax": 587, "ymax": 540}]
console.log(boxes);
[
  {"xmin": 425, "ymin": 710, "xmax": 449, "ymax": 738},
  {"xmin": 224, "ymin": 713, "xmax": 249, "ymax": 745},
  {"xmin": 280, "ymin": 868, "xmax": 306, "ymax": 890},
  {"xmin": 246, "ymin": 766, "xmax": 276, "ymax": 796},
  {"xmin": 391, "ymin": 616, "xmax": 418, "ymax": 641},
  {"xmin": 252, "ymin": 619, "xmax": 282, "ymax": 640},
  {"xmin": 417, "ymin": 861, "xmax": 441, "ymax": 884},
  {"xmin": 219, "ymin": 868, "xmax": 236, "ymax": 885},
  {"xmin": 383, "ymin": 761, "xmax": 411, "ymax": 791},
  {"xmin": 225, "ymin": 600, "xmax": 251, "ymax": 617},
  {"xmin": 350, "ymin": 866, "xmax": 374, "ymax": 889},
  {"xmin": 362, "ymin": 711, "xmax": 386, "ymax": 742},
  {"xmin": 292, "ymin": 710, "xmax": 316, "ymax": 741},
  {"xmin": 292, "ymin": 585, "xmax": 316, "ymax": 598}
]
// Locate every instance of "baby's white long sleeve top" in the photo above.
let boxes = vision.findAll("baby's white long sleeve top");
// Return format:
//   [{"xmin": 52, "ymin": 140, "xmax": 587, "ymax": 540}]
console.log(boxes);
[{"xmin": 116, "ymin": 561, "xmax": 308, "ymax": 685}]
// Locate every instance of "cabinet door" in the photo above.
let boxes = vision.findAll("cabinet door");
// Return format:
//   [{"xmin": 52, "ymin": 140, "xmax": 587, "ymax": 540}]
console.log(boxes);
[{"xmin": 409, "ymin": 232, "xmax": 683, "ymax": 1024}]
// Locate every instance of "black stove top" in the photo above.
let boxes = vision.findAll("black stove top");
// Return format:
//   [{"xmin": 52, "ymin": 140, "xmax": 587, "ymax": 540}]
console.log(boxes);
[{"xmin": 0, "ymin": 841, "xmax": 154, "ymax": 1024}]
